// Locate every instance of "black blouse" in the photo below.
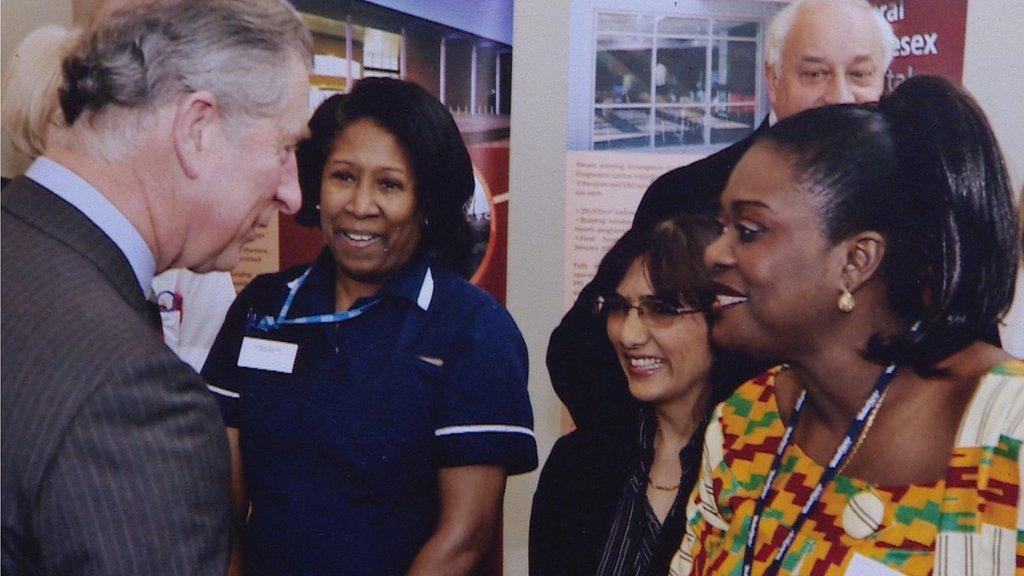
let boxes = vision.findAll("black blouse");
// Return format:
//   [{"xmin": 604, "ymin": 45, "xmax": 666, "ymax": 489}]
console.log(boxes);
[{"xmin": 529, "ymin": 407, "xmax": 706, "ymax": 576}]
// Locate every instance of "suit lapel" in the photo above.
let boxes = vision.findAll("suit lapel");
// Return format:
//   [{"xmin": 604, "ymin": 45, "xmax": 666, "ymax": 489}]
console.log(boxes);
[{"xmin": 2, "ymin": 177, "xmax": 153, "ymax": 318}]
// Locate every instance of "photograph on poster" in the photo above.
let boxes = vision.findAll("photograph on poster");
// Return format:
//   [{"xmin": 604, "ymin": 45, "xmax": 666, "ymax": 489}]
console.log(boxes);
[
  {"xmin": 563, "ymin": 0, "xmax": 785, "ymax": 306},
  {"xmin": 590, "ymin": 15, "xmax": 760, "ymax": 151},
  {"xmin": 231, "ymin": 0, "xmax": 515, "ymax": 302}
]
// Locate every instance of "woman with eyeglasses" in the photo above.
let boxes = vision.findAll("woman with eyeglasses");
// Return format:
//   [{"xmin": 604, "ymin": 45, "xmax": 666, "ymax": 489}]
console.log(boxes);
[{"xmin": 530, "ymin": 215, "xmax": 765, "ymax": 576}]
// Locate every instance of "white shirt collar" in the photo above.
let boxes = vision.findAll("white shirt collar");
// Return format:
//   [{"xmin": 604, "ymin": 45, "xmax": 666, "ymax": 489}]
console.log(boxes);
[
  {"xmin": 416, "ymin": 267, "xmax": 434, "ymax": 311},
  {"xmin": 26, "ymin": 156, "xmax": 157, "ymax": 296}
]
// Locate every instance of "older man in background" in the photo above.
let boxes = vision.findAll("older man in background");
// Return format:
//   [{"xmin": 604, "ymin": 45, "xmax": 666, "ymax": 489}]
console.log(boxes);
[
  {"xmin": 545, "ymin": 0, "xmax": 897, "ymax": 438},
  {"xmin": 0, "ymin": 1, "xmax": 311, "ymax": 574}
]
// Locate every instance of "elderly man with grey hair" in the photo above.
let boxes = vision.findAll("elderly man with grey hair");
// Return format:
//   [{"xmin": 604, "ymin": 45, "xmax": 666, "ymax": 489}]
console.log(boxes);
[{"xmin": 0, "ymin": 1, "xmax": 311, "ymax": 574}]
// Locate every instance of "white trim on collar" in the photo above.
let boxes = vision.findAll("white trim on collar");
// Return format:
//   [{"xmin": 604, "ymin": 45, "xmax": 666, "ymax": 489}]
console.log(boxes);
[{"xmin": 416, "ymin": 267, "xmax": 434, "ymax": 311}]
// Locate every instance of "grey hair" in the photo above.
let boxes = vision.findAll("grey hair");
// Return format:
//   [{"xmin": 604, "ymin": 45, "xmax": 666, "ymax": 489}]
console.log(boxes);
[
  {"xmin": 58, "ymin": 0, "xmax": 312, "ymax": 160},
  {"xmin": 766, "ymin": 0, "xmax": 897, "ymax": 78},
  {"xmin": 1, "ymin": 25, "xmax": 79, "ymax": 158}
]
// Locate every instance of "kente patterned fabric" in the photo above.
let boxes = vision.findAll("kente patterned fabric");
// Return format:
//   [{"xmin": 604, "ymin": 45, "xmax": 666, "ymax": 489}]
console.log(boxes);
[{"xmin": 670, "ymin": 360, "xmax": 1024, "ymax": 575}]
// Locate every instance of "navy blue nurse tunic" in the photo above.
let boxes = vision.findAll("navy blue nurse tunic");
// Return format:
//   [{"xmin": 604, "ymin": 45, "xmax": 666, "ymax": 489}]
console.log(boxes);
[{"xmin": 202, "ymin": 250, "xmax": 537, "ymax": 576}]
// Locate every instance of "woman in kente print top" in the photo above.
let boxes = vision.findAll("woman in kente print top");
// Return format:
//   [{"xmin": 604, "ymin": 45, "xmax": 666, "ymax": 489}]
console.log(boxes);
[{"xmin": 673, "ymin": 75, "xmax": 1023, "ymax": 576}]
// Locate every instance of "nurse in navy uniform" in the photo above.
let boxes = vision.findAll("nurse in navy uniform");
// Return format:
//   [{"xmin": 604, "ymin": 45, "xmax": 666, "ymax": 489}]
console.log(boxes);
[{"xmin": 202, "ymin": 78, "xmax": 537, "ymax": 576}]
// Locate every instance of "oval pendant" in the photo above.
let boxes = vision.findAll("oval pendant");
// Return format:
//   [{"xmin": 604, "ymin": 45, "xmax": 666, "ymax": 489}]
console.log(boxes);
[{"xmin": 841, "ymin": 489, "xmax": 885, "ymax": 539}]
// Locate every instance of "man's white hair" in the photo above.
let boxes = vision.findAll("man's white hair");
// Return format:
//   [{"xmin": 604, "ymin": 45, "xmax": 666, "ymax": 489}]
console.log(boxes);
[
  {"xmin": 58, "ymin": 0, "xmax": 312, "ymax": 162},
  {"xmin": 766, "ymin": 0, "xmax": 898, "ymax": 78}
]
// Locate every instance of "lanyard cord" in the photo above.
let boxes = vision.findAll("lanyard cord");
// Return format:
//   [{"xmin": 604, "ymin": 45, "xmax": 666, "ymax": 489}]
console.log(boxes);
[
  {"xmin": 741, "ymin": 363, "xmax": 898, "ymax": 576},
  {"xmin": 251, "ymin": 266, "xmax": 382, "ymax": 331}
]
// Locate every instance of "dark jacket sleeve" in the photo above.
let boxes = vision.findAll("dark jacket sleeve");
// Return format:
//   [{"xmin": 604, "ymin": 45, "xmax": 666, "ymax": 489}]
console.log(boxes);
[
  {"xmin": 635, "ymin": 119, "xmax": 768, "ymax": 230},
  {"xmin": 529, "ymin": 434, "xmax": 576, "ymax": 576},
  {"xmin": 546, "ymin": 279, "xmax": 639, "ymax": 436},
  {"xmin": 33, "ymin": 356, "xmax": 231, "ymax": 576},
  {"xmin": 529, "ymin": 431, "xmax": 635, "ymax": 576},
  {"xmin": 633, "ymin": 165, "xmax": 719, "ymax": 232}
]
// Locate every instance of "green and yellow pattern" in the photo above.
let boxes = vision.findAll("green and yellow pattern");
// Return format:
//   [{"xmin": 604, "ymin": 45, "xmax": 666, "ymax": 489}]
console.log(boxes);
[{"xmin": 672, "ymin": 360, "xmax": 1024, "ymax": 575}]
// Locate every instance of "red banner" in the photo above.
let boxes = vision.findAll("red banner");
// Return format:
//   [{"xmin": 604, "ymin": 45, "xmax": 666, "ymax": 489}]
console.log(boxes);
[{"xmin": 870, "ymin": 0, "xmax": 969, "ymax": 89}]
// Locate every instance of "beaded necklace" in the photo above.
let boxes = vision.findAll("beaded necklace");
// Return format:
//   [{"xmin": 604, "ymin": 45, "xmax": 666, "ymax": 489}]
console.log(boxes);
[{"xmin": 741, "ymin": 364, "xmax": 898, "ymax": 576}]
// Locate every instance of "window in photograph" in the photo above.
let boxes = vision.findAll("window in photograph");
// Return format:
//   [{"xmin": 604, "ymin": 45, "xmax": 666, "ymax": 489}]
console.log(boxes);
[{"xmin": 592, "ymin": 12, "xmax": 762, "ymax": 151}]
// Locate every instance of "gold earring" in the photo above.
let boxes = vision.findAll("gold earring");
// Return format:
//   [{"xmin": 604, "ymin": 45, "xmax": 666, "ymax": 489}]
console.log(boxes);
[{"xmin": 838, "ymin": 289, "xmax": 855, "ymax": 313}]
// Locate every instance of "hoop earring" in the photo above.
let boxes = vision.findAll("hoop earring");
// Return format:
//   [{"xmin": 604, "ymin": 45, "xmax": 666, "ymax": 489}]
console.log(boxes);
[{"xmin": 838, "ymin": 289, "xmax": 855, "ymax": 313}]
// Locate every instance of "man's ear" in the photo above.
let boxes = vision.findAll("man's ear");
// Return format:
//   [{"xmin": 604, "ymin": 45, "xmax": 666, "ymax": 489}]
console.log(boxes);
[
  {"xmin": 765, "ymin": 61, "xmax": 779, "ymax": 110},
  {"xmin": 172, "ymin": 91, "xmax": 221, "ymax": 179},
  {"xmin": 839, "ymin": 231, "xmax": 886, "ymax": 293}
]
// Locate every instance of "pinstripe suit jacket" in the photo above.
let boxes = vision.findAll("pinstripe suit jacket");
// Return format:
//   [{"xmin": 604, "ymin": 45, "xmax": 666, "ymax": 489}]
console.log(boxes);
[{"xmin": 1, "ymin": 177, "xmax": 230, "ymax": 575}]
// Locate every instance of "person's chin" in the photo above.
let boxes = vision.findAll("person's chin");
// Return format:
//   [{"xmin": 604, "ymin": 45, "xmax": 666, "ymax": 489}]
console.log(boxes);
[
  {"xmin": 711, "ymin": 321, "xmax": 772, "ymax": 359},
  {"xmin": 197, "ymin": 243, "xmax": 243, "ymax": 274},
  {"xmin": 626, "ymin": 377, "xmax": 667, "ymax": 404},
  {"xmin": 711, "ymin": 320, "xmax": 746, "ymax": 351},
  {"xmin": 334, "ymin": 258, "xmax": 390, "ymax": 284}
]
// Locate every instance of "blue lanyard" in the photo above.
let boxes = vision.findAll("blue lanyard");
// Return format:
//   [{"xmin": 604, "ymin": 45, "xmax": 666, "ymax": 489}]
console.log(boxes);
[
  {"xmin": 741, "ymin": 363, "xmax": 898, "ymax": 576},
  {"xmin": 250, "ymin": 266, "xmax": 382, "ymax": 332}
]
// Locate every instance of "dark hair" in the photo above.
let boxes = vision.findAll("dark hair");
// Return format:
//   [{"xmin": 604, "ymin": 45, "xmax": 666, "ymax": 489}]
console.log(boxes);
[
  {"xmin": 593, "ymin": 215, "xmax": 718, "ymax": 312},
  {"xmin": 593, "ymin": 214, "xmax": 765, "ymax": 405},
  {"xmin": 295, "ymin": 77, "xmax": 476, "ymax": 278},
  {"xmin": 761, "ymin": 75, "xmax": 1020, "ymax": 370}
]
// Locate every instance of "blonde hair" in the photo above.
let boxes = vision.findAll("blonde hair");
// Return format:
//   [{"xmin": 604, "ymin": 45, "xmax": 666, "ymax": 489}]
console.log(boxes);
[{"xmin": 1, "ymin": 25, "xmax": 80, "ymax": 158}]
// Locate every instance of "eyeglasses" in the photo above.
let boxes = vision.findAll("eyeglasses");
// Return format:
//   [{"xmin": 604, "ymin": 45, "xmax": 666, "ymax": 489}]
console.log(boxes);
[{"xmin": 594, "ymin": 294, "xmax": 702, "ymax": 328}]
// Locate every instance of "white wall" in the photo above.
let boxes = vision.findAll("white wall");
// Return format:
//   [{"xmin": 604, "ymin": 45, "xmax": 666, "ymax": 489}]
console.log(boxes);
[
  {"xmin": 503, "ymin": 1, "xmax": 572, "ymax": 572},
  {"xmin": 963, "ymin": 2, "xmax": 1024, "ymax": 354},
  {"xmin": 964, "ymin": 1, "xmax": 1024, "ymax": 193},
  {"xmin": 506, "ymin": 0, "xmax": 1023, "ymax": 573}
]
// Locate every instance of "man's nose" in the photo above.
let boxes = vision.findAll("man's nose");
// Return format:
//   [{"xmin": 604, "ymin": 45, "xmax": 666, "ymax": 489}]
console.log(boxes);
[
  {"xmin": 276, "ymin": 153, "xmax": 302, "ymax": 215},
  {"xmin": 825, "ymin": 74, "xmax": 855, "ymax": 104}
]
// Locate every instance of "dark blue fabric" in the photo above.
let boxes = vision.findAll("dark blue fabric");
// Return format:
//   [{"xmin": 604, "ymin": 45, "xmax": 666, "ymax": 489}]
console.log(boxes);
[{"xmin": 202, "ymin": 249, "xmax": 536, "ymax": 576}]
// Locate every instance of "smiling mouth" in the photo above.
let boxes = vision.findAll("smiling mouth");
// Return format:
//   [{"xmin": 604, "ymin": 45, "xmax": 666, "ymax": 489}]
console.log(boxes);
[
  {"xmin": 625, "ymin": 356, "xmax": 665, "ymax": 376},
  {"xmin": 711, "ymin": 282, "xmax": 748, "ymax": 312},
  {"xmin": 714, "ymin": 294, "xmax": 748, "ymax": 308},
  {"xmin": 340, "ymin": 230, "xmax": 381, "ymax": 247}
]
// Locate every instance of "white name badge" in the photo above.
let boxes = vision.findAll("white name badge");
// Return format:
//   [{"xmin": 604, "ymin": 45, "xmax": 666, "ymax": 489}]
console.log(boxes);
[
  {"xmin": 237, "ymin": 337, "xmax": 298, "ymax": 374},
  {"xmin": 845, "ymin": 554, "xmax": 906, "ymax": 576}
]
